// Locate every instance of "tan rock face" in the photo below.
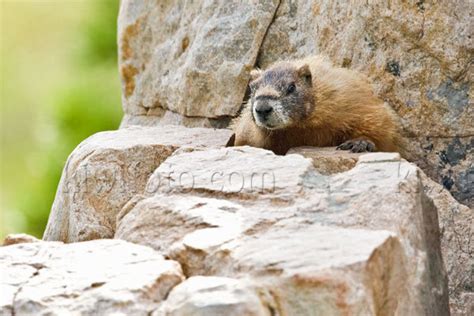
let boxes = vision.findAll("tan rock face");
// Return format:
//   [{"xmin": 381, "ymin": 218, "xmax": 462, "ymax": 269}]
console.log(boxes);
[
  {"xmin": 0, "ymin": 239, "xmax": 184, "ymax": 316},
  {"xmin": 294, "ymin": 146, "xmax": 473, "ymax": 315},
  {"xmin": 118, "ymin": 0, "xmax": 473, "ymax": 207},
  {"xmin": 43, "ymin": 126, "xmax": 233, "ymax": 242},
  {"xmin": 116, "ymin": 146, "xmax": 449, "ymax": 315},
  {"xmin": 145, "ymin": 146, "xmax": 313, "ymax": 199},
  {"xmin": 287, "ymin": 147, "xmax": 363, "ymax": 175},
  {"xmin": 421, "ymin": 173, "xmax": 473, "ymax": 316},
  {"xmin": 118, "ymin": 0, "xmax": 279, "ymax": 120}
]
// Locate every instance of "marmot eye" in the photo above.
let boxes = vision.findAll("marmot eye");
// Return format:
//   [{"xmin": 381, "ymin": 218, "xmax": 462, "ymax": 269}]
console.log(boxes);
[{"xmin": 287, "ymin": 83, "xmax": 296, "ymax": 94}]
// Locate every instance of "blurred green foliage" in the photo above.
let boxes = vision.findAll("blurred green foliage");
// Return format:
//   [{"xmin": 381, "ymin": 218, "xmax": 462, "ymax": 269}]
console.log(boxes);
[
  {"xmin": 82, "ymin": 0, "xmax": 120, "ymax": 65},
  {"xmin": 1, "ymin": 0, "xmax": 122, "ymax": 239}
]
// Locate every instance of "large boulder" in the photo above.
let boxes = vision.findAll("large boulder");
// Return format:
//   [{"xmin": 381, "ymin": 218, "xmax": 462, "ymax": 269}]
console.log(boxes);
[
  {"xmin": 115, "ymin": 147, "xmax": 450, "ymax": 315},
  {"xmin": 117, "ymin": 0, "xmax": 473, "ymax": 207},
  {"xmin": 43, "ymin": 126, "xmax": 233, "ymax": 242},
  {"xmin": 421, "ymin": 173, "xmax": 473, "ymax": 316},
  {"xmin": 0, "ymin": 239, "xmax": 184, "ymax": 315},
  {"xmin": 290, "ymin": 146, "xmax": 473, "ymax": 315}
]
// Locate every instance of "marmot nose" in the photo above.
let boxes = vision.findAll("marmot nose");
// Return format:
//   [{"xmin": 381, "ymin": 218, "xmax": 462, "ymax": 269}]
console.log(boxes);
[{"xmin": 255, "ymin": 103, "xmax": 273, "ymax": 119}]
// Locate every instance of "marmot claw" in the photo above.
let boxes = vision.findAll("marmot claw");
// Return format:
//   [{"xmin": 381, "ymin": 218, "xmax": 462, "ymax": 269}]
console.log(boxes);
[{"xmin": 337, "ymin": 139, "xmax": 376, "ymax": 153}]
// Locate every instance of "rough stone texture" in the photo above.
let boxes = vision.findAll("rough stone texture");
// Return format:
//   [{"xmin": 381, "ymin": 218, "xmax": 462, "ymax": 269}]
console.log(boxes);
[
  {"xmin": 155, "ymin": 276, "xmax": 272, "ymax": 316},
  {"xmin": 421, "ymin": 173, "xmax": 473, "ymax": 316},
  {"xmin": 116, "ymin": 146, "xmax": 449, "ymax": 315},
  {"xmin": 118, "ymin": 0, "xmax": 279, "ymax": 121},
  {"xmin": 406, "ymin": 136, "xmax": 473, "ymax": 207},
  {"xmin": 0, "ymin": 239, "xmax": 184, "ymax": 316},
  {"xmin": 293, "ymin": 146, "xmax": 473, "ymax": 315},
  {"xmin": 118, "ymin": 0, "xmax": 473, "ymax": 207},
  {"xmin": 288, "ymin": 146, "xmax": 364, "ymax": 175},
  {"xmin": 43, "ymin": 126, "xmax": 233, "ymax": 242}
]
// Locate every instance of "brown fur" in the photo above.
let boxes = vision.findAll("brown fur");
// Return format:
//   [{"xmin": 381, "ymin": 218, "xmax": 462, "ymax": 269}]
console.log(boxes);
[{"xmin": 232, "ymin": 56, "xmax": 403, "ymax": 155}]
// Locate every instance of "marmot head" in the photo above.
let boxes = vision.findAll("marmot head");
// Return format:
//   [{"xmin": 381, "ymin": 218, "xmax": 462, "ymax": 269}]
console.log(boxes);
[{"xmin": 249, "ymin": 62, "xmax": 314, "ymax": 130}]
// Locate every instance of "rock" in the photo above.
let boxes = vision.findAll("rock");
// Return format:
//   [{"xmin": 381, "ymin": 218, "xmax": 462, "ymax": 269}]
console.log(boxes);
[
  {"xmin": 421, "ymin": 173, "xmax": 473, "ymax": 315},
  {"xmin": 116, "ymin": 195, "xmax": 245, "ymax": 255},
  {"xmin": 43, "ymin": 126, "xmax": 233, "ymax": 242},
  {"xmin": 405, "ymin": 136, "xmax": 473, "ymax": 207},
  {"xmin": 287, "ymin": 146, "xmax": 363, "ymax": 175},
  {"xmin": 118, "ymin": 0, "xmax": 279, "ymax": 121},
  {"xmin": 155, "ymin": 276, "xmax": 272, "ymax": 316},
  {"xmin": 116, "ymin": 146, "xmax": 449, "ymax": 315},
  {"xmin": 3, "ymin": 234, "xmax": 40, "ymax": 246},
  {"xmin": 145, "ymin": 146, "xmax": 313, "ymax": 199},
  {"xmin": 0, "ymin": 239, "xmax": 184, "ymax": 315},
  {"xmin": 117, "ymin": 194, "xmax": 409, "ymax": 315},
  {"xmin": 293, "ymin": 146, "xmax": 473, "ymax": 315},
  {"xmin": 453, "ymin": 293, "xmax": 474, "ymax": 316}
]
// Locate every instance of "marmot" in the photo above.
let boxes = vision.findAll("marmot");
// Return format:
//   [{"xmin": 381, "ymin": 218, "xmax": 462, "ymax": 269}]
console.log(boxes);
[{"xmin": 232, "ymin": 56, "xmax": 402, "ymax": 155}]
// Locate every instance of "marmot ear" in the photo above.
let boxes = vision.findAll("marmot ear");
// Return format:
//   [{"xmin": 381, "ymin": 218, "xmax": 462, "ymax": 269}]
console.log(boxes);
[
  {"xmin": 298, "ymin": 64, "xmax": 312, "ymax": 84},
  {"xmin": 250, "ymin": 68, "xmax": 262, "ymax": 81}
]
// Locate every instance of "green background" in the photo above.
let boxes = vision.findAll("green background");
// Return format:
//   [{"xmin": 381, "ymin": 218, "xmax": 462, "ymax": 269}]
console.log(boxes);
[{"xmin": 1, "ymin": 0, "xmax": 122, "ymax": 239}]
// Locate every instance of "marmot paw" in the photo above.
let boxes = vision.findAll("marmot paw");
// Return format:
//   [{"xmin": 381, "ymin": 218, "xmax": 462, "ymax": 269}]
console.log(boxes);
[{"xmin": 337, "ymin": 139, "xmax": 376, "ymax": 153}]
